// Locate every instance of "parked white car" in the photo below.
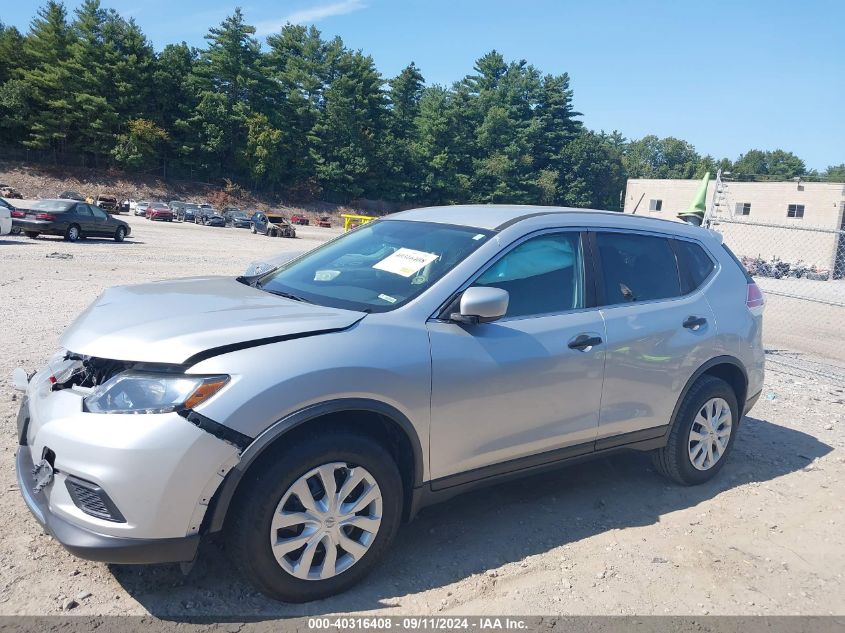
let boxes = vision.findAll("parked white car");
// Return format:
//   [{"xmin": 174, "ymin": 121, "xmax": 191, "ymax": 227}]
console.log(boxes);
[
  {"xmin": 133, "ymin": 200, "xmax": 151, "ymax": 216},
  {"xmin": 0, "ymin": 206, "xmax": 10, "ymax": 236}
]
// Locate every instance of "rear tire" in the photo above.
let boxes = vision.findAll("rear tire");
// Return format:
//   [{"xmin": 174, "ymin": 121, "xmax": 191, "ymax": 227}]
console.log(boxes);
[
  {"xmin": 228, "ymin": 430, "xmax": 402, "ymax": 603},
  {"xmin": 652, "ymin": 375, "xmax": 739, "ymax": 485}
]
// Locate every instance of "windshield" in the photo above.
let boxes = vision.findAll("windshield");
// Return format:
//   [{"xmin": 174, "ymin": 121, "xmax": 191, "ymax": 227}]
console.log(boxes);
[
  {"xmin": 257, "ymin": 220, "xmax": 491, "ymax": 312},
  {"xmin": 230, "ymin": 211, "xmax": 247, "ymax": 218}
]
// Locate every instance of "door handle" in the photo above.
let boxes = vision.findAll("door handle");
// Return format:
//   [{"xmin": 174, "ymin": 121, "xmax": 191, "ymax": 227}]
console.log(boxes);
[
  {"xmin": 683, "ymin": 316, "xmax": 707, "ymax": 330},
  {"xmin": 568, "ymin": 333, "xmax": 603, "ymax": 352}
]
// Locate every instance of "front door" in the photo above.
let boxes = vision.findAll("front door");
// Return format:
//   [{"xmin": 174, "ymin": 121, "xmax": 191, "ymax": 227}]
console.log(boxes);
[
  {"xmin": 427, "ymin": 231, "xmax": 606, "ymax": 483},
  {"xmin": 88, "ymin": 204, "xmax": 112, "ymax": 236}
]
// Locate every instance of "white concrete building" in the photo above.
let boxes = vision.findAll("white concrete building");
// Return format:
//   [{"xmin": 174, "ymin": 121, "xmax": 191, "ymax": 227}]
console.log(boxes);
[{"xmin": 623, "ymin": 179, "xmax": 845, "ymax": 276}]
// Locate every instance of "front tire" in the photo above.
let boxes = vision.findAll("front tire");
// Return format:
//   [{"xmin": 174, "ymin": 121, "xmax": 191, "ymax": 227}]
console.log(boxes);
[
  {"xmin": 652, "ymin": 375, "xmax": 739, "ymax": 485},
  {"xmin": 228, "ymin": 431, "xmax": 402, "ymax": 603},
  {"xmin": 114, "ymin": 226, "xmax": 126, "ymax": 242}
]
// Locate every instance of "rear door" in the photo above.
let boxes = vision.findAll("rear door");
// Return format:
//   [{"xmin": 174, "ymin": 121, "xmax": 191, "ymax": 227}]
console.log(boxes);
[
  {"xmin": 427, "ymin": 230, "xmax": 606, "ymax": 482},
  {"xmin": 592, "ymin": 230, "xmax": 717, "ymax": 442},
  {"xmin": 72, "ymin": 203, "xmax": 96, "ymax": 234}
]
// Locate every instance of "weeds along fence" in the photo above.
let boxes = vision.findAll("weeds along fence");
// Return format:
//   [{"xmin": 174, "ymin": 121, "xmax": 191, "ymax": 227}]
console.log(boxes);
[{"xmin": 710, "ymin": 217, "xmax": 845, "ymax": 365}]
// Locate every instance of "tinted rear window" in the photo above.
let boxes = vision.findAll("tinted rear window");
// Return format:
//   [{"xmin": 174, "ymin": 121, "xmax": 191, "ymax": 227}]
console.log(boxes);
[
  {"xmin": 596, "ymin": 232, "xmax": 681, "ymax": 305},
  {"xmin": 674, "ymin": 239, "xmax": 716, "ymax": 292}
]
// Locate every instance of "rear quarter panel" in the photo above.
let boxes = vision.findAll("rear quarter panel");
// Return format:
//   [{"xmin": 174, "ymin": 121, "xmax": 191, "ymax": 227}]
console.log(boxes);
[{"xmin": 705, "ymin": 239, "xmax": 765, "ymax": 400}]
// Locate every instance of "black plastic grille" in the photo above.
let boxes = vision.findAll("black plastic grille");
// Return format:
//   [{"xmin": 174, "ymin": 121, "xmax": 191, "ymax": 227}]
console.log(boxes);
[{"xmin": 65, "ymin": 477, "xmax": 126, "ymax": 523}]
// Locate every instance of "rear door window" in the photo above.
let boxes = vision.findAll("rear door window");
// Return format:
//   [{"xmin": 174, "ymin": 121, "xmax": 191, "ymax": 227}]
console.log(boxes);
[
  {"xmin": 75, "ymin": 204, "xmax": 93, "ymax": 217},
  {"xmin": 596, "ymin": 232, "xmax": 681, "ymax": 305}
]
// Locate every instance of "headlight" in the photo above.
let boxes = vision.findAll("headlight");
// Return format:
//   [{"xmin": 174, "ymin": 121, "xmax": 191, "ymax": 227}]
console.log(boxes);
[{"xmin": 84, "ymin": 371, "xmax": 229, "ymax": 414}]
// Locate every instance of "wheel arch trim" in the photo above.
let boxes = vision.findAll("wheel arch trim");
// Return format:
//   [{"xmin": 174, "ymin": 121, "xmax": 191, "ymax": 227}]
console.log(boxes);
[
  {"xmin": 205, "ymin": 398, "xmax": 425, "ymax": 533},
  {"xmin": 666, "ymin": 355, "xmax": 748, "ymax": 438}
]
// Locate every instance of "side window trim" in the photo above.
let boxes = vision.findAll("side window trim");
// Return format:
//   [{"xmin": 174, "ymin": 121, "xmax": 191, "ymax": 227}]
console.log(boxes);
[
  {"xmin": 434, "ymin": 228, "xmax": 591, "ymax": 322},
  {"xmin": 669, "ymin": 239, "xmax": 693, "ymax": 295}
]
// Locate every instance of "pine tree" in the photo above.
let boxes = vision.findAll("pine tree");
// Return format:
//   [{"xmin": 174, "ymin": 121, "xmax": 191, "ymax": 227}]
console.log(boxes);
[
  {"xmin": 265, "ymin": 24, "xmax": 339, "ymax": 195},
  {"xmin": 103, "ymin": 14, "xmax": 155, "ymax": 124},
  {"xmin": 19, "ymin": 1, "xmax": 75, "ymax": 155},
  {"xmin": 68, "ymin": 0, "xmax": 117, "ymax": 161},
  {"xmin": 191, "ymin": 8, "xmax": 268, "ymax": 176},
  {"xmin": 313, "ymin": 50, "xmax": 387, "ymax": 201},
  {"xmin": 558, "ymin": 131, "xmax": 625, "ymax": 209},
  {"xmin": 153, "ymin": 43, "xmax": 199, "ymax": 175},
  {"xmin": 0, "ymin": 23, "xmax": 30, "ymax": 145},
  {"xmin": 385, "ymin": 62, "xmax": 424, "ymax": 200},
  {"xmin": 0, "ymin": 22, "xmax": 27, "ymax": 83},
  {"xmin": 415, "ymin": 85, "xmax": 459, "ymax": 204}
]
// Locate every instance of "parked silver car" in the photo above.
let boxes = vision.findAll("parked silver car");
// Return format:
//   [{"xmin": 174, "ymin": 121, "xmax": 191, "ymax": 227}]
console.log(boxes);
[{"xmin": 14, "ymin": 205, "xmax": 765, "ymax": 602}]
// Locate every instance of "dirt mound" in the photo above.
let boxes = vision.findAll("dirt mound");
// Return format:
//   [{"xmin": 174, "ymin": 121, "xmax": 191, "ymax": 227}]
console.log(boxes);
[{"xmin": 0, "ymin": 160, "xmax": 361, "ymax": 221}]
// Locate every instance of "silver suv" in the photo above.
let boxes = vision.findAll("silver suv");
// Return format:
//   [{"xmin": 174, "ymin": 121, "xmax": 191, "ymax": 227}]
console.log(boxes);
[{"xmin": 14, "ymin": 205, "xmax": 765, "ymax": 602}]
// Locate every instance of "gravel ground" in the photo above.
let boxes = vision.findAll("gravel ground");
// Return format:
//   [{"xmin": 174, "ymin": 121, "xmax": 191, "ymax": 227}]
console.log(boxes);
[{"xmin": 0, "ymin": 215, "xmax": 843, "ymax": 617}]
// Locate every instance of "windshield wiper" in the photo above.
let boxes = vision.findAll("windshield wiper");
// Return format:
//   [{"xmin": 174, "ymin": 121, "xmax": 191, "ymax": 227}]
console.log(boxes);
[{"xmin": 265, "ymin": 288, "xmax": 312, "ymax": 304}]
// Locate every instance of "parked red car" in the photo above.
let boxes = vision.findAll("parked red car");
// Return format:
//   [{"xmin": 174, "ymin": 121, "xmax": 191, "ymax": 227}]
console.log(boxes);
[
  {"xmin": 317, "ymin": 215, "xmax": 332, "ymax": 228},
  {"xmin": 290, "ymin": 214, "xmax": 310, "ymax": 226},
  {"xmin": 146, "ymin": 202, "xmax": 173, "ymax": 222}
]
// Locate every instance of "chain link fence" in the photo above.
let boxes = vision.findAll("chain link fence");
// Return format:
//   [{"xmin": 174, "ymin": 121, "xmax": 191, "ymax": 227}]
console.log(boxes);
[{"xmin": 710, "ymin": 216, "xmax": 845, "ymax": 366}]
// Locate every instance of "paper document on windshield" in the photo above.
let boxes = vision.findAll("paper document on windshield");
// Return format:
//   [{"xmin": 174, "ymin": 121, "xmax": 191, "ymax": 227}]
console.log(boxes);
[{"xmin": 372, "ymin": 248, "xmax": 439, "ymax": 277}]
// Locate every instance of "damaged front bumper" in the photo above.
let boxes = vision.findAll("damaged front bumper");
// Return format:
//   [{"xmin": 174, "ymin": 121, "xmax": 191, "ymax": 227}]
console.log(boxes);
[
  {"xmin": 16, "ymin": 444, "xmax": 200, "ymax": 564},
  {"xmin": 14, "ymin": 368, "xmax": 241, "ymax": 564}
]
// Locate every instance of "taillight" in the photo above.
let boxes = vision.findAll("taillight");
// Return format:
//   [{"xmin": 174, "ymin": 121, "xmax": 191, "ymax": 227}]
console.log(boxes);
[
  {"xmin": 11, "ymin": 210, "xmax": 25, "ymax": 218},
  {"xmin": 35, "ymin": 213, "xmax": 56, "ymax": 221},
  {"xmin": 746, "ymin": 282, "xmax": 765, "ymax": 313}
]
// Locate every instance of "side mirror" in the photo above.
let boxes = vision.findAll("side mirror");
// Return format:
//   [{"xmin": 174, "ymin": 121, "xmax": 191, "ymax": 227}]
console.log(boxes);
[
  {"xmin": 242, "ymin": 251, "xmax": 304, "ymax": 278},
  {"xmin": 451, "ymin": 286, "xmax": 509, "ymax": 325}
]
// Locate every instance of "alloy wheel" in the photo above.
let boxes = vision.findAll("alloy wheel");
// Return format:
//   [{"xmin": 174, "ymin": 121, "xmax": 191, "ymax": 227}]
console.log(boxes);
[
  {"xmin": 269, "ymin": 462, "xmax": 382, "ymax": 581},
  {"xmin": 688, "ymin": 397, "xmax": 732, "ymax": 470}
]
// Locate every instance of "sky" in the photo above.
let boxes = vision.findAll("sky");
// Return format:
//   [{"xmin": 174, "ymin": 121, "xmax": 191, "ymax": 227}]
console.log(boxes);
[{"xmin": 5, "ymin": 0, "xmax": 844, "ymax": 170}]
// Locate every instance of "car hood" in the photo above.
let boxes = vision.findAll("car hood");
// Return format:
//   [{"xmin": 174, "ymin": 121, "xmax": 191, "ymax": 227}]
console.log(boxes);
[{"xmin": 60, "ymin": 276, "xmax": 366, "ymax": 364}]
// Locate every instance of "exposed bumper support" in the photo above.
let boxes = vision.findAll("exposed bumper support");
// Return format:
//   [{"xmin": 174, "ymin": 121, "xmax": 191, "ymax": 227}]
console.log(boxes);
[{"xmin": 16, "ymin": 447, "xmax": 199, "ymax": 564}]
